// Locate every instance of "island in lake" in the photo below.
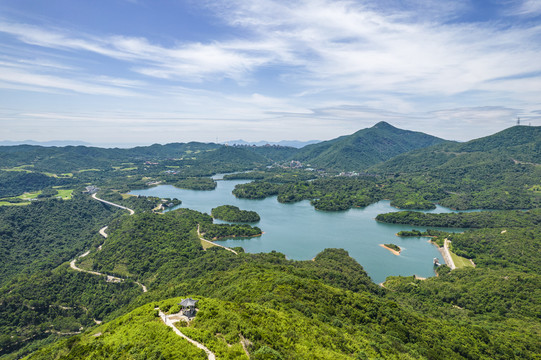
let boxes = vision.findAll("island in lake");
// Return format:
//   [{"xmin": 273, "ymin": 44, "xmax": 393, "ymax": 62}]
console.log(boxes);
[
  {"xmin": 381, "ymin": 243, "xmax": 401, "ymax": 255},
  {"xmin": 211, "ymin": 205, "xmax": 260, "ymax": 222}
]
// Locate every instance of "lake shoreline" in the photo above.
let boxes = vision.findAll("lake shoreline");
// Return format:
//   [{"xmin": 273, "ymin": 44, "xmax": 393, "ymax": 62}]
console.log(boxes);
[
  {"xmin": 212, "ymin": 231, "xmax": 264, "ymax": 241},
  {"xmin": 130, "ymin": 183, "xmax": 457, "ymax": 284}
]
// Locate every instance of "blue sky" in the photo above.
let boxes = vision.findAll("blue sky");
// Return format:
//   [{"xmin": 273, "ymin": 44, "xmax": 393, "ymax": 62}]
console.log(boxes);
[{"xmin": 1, "ymin": 0, "xmax": 540, "ymax": 146}]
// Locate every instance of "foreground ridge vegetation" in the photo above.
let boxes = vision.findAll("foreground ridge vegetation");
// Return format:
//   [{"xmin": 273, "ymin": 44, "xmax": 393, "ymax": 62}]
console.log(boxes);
[{"xmin": 21, "ymin": 218, "xmax": 541, "ymax": 359}]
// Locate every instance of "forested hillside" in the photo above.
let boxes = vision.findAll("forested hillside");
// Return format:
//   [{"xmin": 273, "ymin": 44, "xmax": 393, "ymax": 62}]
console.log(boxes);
[
  {"xmin": 0, "ymin": 196, "xmax": 119, "ymax": 286},
  {"xmin": 231, "ymin": 125, "xmax": 541, "ymax": 211},
  {"xmin": 18, "ymin": 207, "xmax": 541, "ymax": 359},
  {"xmin": 0, "ymin": 142, "xmax": 220, "ymax": 172}
]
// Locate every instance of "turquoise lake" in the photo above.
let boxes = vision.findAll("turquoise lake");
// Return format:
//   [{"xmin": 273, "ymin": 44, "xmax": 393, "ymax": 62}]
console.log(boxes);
[{"xmin": 130, "ymin": 177, "xmax": 463, "ymax": 284}]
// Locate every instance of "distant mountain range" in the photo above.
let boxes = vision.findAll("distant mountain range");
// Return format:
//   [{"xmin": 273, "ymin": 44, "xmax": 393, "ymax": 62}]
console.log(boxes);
[
  {"xmin": 223, "ymin": 139, "xmax": 321, "ymax": 148},
  {"xmin": 3, "ymin": 122, "xmax": 536, "ymax": 174},
  {"xmin": 0, "ymin": 140, "xmax": 91, "ymax": 147}
]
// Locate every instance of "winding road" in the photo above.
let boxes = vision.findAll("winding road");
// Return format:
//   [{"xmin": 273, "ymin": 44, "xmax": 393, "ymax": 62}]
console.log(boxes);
[
  {"xmin": 69, "ymin": 193, "xmax": 219, "ymax": 357},
  {"xmin": 197, "ymin": 225, "xmax": 238, "ymax": 255},
  {"xmin": 69, "ymin": 194, "xmax": 147, "ymax": 292},
  {"xmin": 92, "ymin": 193, "xmax": 135, "ymax": 215},
  {"xmin": 71, "ymin": 194, "xmax": 238, "ymax": 295}
]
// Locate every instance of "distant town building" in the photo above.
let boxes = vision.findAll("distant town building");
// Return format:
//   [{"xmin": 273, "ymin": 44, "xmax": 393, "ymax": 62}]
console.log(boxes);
[
  {"xmin": 83, "ymin": 185, "xmax": 99, "ymax": 194},
  {"xmin": 290, "ymin": 160, "xmax": 302, "ymax": 168}
]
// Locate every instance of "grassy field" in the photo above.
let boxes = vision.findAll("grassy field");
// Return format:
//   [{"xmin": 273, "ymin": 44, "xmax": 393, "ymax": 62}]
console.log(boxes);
[
  {"xmin": 200, "ymin": 238, "xmax": 218, "ymax": 250},
  {"xmin": 0, "ymin": 189, "xmax": 73, "ymax": 206},
  {"xmin": 18, "ymin": 191, "xmax": 42, "ymax": 200},
  {"xmin": 450, "ymin": 251, "xmax": 475, "ymax": 269},
  {"xmin": 1, "ymin": 165, "xmax": 33, "ymax": 172},
  {"xmin": 0, "ymin": 201, "xmax": 30, "ymax": 206},
  {"xmin": 77, "ymin": 257, "xmax": 94, "ymax": 271},
  {"xmin": 0, "ymin": 191, "xmax": 40, "ymax": 206},
  {"xmin": 56, "ymin": 189, "xmax": 74, "ymax": 200},
  {"xmin": 42, "ymin": 172, "xmax": 73, "ymax": 178},
  {"xmin": 1, "ymin": 165, "xmax": 73, "ymax": 178}
]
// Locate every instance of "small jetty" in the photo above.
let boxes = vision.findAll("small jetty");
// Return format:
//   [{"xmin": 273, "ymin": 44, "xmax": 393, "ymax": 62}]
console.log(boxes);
[{"xmin": 433, "ymin": 257, "xmax": 441, "ymax": 266}]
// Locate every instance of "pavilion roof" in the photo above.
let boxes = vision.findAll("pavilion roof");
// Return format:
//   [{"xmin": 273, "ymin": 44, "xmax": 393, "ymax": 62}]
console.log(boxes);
[{"xmin": 179, "ymin": 298, "xmax": 198, "ymax": 307}]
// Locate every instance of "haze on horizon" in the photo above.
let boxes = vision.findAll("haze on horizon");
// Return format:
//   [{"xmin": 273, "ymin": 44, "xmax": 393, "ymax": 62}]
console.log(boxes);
[{"xmin": 1, "ymin": 0, "xmax": 541, "ymax": 146}]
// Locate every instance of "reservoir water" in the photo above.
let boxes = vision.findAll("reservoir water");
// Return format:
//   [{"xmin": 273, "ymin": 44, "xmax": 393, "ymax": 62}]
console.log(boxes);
[{"xmin": 130, "ymin": 178, "xmax": 463, "ymax": 283}]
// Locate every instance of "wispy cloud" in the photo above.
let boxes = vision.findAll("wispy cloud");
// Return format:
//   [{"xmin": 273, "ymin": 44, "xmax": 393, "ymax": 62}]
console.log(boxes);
[
  {"xmin": 0, "ymin": 58, "xmax": 142, "ymax": 96},
  {"xmin": 211, "ymin": 0, "xmax": 541, "ymax": 99},
  {"xmin": 511, "ymin": 0, "xmax": 541, "ymax": 17},
  {"xmin": 0, "ymin": 22, "xmax": 278, "ymax": 83},
  {"xmin": 2, "ymin": 1, "xmax": 541, "ymax": 98}
]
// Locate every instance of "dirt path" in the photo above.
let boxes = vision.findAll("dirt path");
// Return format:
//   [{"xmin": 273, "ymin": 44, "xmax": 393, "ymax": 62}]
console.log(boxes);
[
  {"xmin": 197, "ymin": 225, "xmax": 238, "ymax": 255},
  {"xmin": 99, "ymin": 226, "xmax": 108, "ymax": 238},
  {"xmin": 135, "ymin": 281, "xmax": 148, "ymax": 292},
  {"xmin": 158, "ymin": 310, "xmax": 215, "ymax": 360},
  {"xmin": 512, "ymin": 158, "xmax": 540, "ymax": 166},
  {"xmin": 97, "ymin": 226, "xmax": 108, "ymax": 250},
  {"xmin": 68, "ymin": 195, "xmax": 147, "ymax": 292}
]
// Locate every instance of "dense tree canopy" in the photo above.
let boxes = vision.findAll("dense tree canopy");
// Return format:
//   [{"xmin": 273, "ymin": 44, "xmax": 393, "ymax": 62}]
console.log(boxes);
[{"xmin": 211, "ymin": 205, "xmax": 260, "ymax": 222}]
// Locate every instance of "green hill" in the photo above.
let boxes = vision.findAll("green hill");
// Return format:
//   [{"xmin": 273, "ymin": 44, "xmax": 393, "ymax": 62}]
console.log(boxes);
[
  {"xmin": 195, "ymin": 146, "xmax": 269, "ymax": 170},
  {"xmin": 368, "ymin": 125, "xmax": 541, "ymax": 209},
  {"xmin": 371, "ymin": 125, "xmax": 541, "ymax": 174},
  {"xmin": 244, "ymin": 145, "xmax": 299, "ymax": 162},
  {"xmin": 292, "ymin": 121, "xmax": 448, "ymax": 170},
  {"xmin": 0, "ymin": 142, "xmax": 220, "ymax": 173}
]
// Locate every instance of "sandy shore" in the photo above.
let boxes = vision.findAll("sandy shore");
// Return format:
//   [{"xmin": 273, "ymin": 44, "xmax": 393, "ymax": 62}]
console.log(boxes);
[{"xmin": 380, "ymin": 244, "xmax": 400, "ymax": 256}]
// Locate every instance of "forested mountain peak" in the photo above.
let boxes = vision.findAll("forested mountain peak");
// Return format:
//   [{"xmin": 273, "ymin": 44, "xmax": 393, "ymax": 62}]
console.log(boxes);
[
  {"xmin": 371, "ymin": 121, "xmax": 396, "ymax": 130},
  {"xmin": 292, "ymin": 122, "xmax": 448, "ymax": 170}
]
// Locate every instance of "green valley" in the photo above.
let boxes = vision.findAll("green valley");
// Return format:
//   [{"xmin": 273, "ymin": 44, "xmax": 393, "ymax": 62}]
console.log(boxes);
[{"xmin": 0, "ymin": 123, "xmax": 539, "ymax": 359}]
